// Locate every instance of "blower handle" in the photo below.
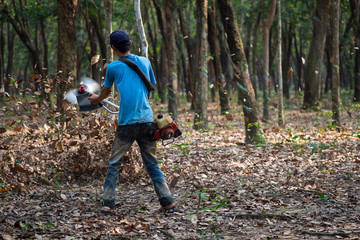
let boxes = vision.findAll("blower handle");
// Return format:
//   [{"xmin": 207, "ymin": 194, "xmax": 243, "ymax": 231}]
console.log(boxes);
[{"xmin": 101, "ymin": 99, "xmax": 119, "ymax": 114}]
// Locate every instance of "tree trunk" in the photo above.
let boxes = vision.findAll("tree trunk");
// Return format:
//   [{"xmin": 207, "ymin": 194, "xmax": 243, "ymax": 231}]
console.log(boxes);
[
  {"xmin": 145, "ymin": 3, "xmax": 160, "ymax": 87},
  {"xmin": 5, "ymin": 24, "xmax": 15, "ymax": 95},
  {"xmin": 251, "ymin": 4, "xmax": 263, "ymax": 99},
  {"xmin": 135, "ymin": 0, "xmax": 148, "ymax": 58},
  {"xmin": 40, "ymin": 21, "xmax": 49, "ymax": 78},
  {"xmin": 277, "ymin": 0, "xmax": 284, "ymax": 126},
  {"xmin": 208, "ymin": 5, "xmax": 229, "ymax": 115},
  {"xmin": 85, "ymin": 6, "xmax": 100, "ymax": 82},
  {"xmin": 331, "ymin": 0, "xmax": 340, "ymax": 126},
  {"xmin": 262, "ymin": 0, "xmax": 276, "ymax": 120},
  {"xmin": 294, "ymin": 32, "xmax": 303, "ymax": 92},
  {"xmin": 193, "ymin": 0, "xmax": 208, "ymax": 130},
  {"xmin": 178, "ymin": 0, "xmax": 195, "ymax": 107},
  {"xmin": 282, "ymin": 24, "xmax": 293, "ymax": 99},
  {"xmin": 104, "ymin": 0, "xmax": 113, "ymax": 63},
  {"xmin": 56, "ymin": 0, "xmax": 78, "ymax": 117},
  {"xmin": 159, "ymin": 43, "xmax": 167, "ymax": 104},
  {"xmin": 218, "ymin": 0, "xmax": 264, "ymax": 144},
  {"xmin": 165, "ymin": 0, "xmax": 178, "ymax": 119},
  {"xmin": 303, "ymin": 0, "xmax": 330, "ymax": 109},
  {"xmin": 350, "ymin": 0, "xmax": 360, "ymax": 102},
  {"xmin": 325, "ymin": 38, "xmax": 332, "ymax": 94},
  {"xmin": 0, "ymin": 22, "xmax": 5, "ymax": 95}
]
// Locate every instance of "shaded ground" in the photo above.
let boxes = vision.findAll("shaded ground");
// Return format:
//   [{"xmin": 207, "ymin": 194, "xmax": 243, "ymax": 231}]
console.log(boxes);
[{"xmin": 1, "ymin": 98, "xmax": 360, "ymax": 239}]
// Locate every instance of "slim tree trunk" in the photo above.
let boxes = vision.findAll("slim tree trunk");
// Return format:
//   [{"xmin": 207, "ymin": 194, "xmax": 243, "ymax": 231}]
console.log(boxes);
[
  {"xmin": 194, "ymin": 0, "xmax": 208, "ymax": 130},
  {"xmin": 165, "ymin": 0, "xmax": 178, "ymax": 119},
  {"xmin": 262, "ymin": 0, "xmax": 276, "ymax": 120},
  {"xmin": 0, "ymin": 22, "xmax": 5, "ymax": 94},
  {"xmin": 218, "ymin": 0, "xmax": 264, "ymax": 144},
  {"xmin": 56, "ymin": 0, "xmax": 78, "ymax": 117},
  {"xmin": 152, "ymin": 0, "xmax": 166, "ymax": 103},
  {"xmin": 294, "ymin": 32, "xmax": 303, "ymax": 92},
  {"xmin": 350, "ymin": 0, "xmax": 360, "ymax": 102},
  {"xmin": 135, "ymin": 0, "xmax": 148, "ymax": 58},
  {"xmin": 252, "ymin": 4, "xmax": 262, "ymax": 99},
  {"xmin": 179, "ymin": 0, "xmax": 195, "ymax": 107},
  {"xmin": 104, "ymin": 0, "xmax": 113, "ymax": 63},
  {"xmin": 277, "ymin": 0, "xmax": 284, "ymax": 126},
  {"xmin": 282, "ymin": 24, "xmax": 293, "ymax": 99},
  {"xmin": 5, "ymin": 24, "xmax": 15, "ymax": 95},
  {"xmin": 331, "ymin": 0, "xmax": 340, "ymax": 126},
  {"xmin": 208, "ymin": 5, "xmax": 229, "ymax": 115},
  {"xmin": 159, "ymin": 43, "xmax": 167, "ymax": 104},
  {"xmin": 303, "ymin": 0, "xmax": 330, "ymax": 109}
]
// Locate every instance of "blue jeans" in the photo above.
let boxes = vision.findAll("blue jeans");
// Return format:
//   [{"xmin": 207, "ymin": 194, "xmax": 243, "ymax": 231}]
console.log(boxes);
[{"xmin": 102, "ymin": 122, "xmax": 174, "ymax": 208}]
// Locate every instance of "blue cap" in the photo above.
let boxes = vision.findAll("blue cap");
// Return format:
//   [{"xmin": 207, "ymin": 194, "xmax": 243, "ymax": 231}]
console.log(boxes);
[{"xmin": 110, "ymin": 30, "xmax": 130, "ymax": 51}]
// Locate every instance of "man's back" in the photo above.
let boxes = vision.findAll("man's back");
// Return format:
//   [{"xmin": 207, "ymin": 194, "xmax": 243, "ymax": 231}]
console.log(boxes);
[{"xmin": 104, "ymin": 54, "xmax": 156, "ymax": 125}]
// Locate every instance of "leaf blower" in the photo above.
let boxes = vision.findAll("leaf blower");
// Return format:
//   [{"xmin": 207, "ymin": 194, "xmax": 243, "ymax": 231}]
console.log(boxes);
[{"xmin": 64, "ymin": 77, "xmax": 119, "ymax": 114}]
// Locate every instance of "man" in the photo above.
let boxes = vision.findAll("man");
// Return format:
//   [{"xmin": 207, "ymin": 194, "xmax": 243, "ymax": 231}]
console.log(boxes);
[{"xmin": 89, "ymin": 29, "xmax": 175, "ymax": 213}]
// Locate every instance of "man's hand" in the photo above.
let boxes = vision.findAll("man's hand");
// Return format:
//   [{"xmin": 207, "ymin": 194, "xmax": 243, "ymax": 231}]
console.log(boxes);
[
  {"xmin": 88, "ymin": 87, "xmax": 112, "ymax": 105},
  {"xmin": 88, "ymin": 93, "xmax": 101, "ymax": 105}
]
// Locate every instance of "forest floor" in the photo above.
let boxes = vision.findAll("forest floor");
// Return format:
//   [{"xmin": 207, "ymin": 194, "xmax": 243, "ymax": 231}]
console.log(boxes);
[{"xmin": 0, "ymin": 94, "xmax": 360, "ymax": 240}]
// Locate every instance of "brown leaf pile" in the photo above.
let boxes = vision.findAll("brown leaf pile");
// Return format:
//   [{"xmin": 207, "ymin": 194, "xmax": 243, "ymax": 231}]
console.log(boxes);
[{"xmin": 0, "ymin": 98, "xmax": 360, "ymax": 239}]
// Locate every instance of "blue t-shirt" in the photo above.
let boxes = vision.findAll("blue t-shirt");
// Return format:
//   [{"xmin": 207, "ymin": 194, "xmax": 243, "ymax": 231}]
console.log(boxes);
[{"xmin": 104, "ymin": 54, "xmax": 156, "ymax": 126}]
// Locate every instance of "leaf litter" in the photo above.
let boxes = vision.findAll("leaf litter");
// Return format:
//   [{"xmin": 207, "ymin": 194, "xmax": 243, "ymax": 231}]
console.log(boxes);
[{"xmin": 0, "ymin": 98, "xmax": 359, "ymax": 239}]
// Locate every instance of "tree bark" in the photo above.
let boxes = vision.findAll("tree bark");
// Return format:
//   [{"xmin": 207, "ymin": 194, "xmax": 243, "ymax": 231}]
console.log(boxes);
[
  {"xmin": 193, "ymin": 0, "xmax": 208, "ymax": 130},
  {"xmin": 331, "ymin": 0, "xmax": 340, "ymax": 126},
  {"xmin": 350, "ymin": 0, "xmax": 360, "ymax": 102},
  {"xmin": 0, "ymin": 22, "xmax": 5, "ymax": 95},
  {"xmin": 251, "ymin": 4, "xmax": 263, "ymax": 99},
  {"xmin": 5, "ymin": 24, "xmax": 15, "ymax": 95},
  {"xmin": 282, "ymin": 24, "xmax": 293, "ymax": 99},
  {"xmin": 151, "ymin": 0, "xmax": 166, "ymax": 103},
  {"xmin": 104, "ymin": 0, "xmax": 113, "ymax": 63},
  {"xmin": 218, "ymin": 0, "xmax": 264, "ymax": 144},
  {"xmin": 277, "ymin": 0, "xmax": 284, "ymax": 126},
  {"xmin": 56, "ymin": 0, "xmax": 78, "ymax": 117},
  {"xmin": 303, "ymin": 0, "xmax": 330, "ymax": 109},
  {"xmin": 208, "ymin": 5, "xmax": 229, "ymax": 115},
  {"xmin": 164, "ymin": 0, "xmax": 178, "ymax": 119},
  {"xmin": 262, "ymin": 0, "xmax": 276, "ymax": 120},
  {"xmin": 134, "ymin": 0, "xmax": 148, "ymax": 58},
  {"xmin": 178, "ymin": 0, "xmax": 195, "ymax": 107},
  {"xmin": 294, "ymin": 32, "xmax": 303, "ymax": 92}
]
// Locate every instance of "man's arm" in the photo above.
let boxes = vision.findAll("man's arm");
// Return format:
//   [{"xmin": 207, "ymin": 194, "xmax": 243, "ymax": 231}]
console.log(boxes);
[{"xmin": 88, "ymin": 87, "xmax": 112, "ymax": 105}]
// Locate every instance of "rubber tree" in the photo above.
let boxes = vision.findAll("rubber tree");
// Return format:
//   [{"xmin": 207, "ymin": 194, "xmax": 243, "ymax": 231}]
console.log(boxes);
[
  {"xmin": 303, "ymin": 0, "xmax": 330, "ymax": 109},
  {"xmin": 208, "ymin": 4, "xmax": 229, "ymax": 115},
  {"xmin": 331, "ymin": 0, "xmax": 340, "ymax": 126},
  {"xmin": 134, "ymin": 0, "xmax": 148, "ymax": 58},
  {"xmin": 104, "ymin": 0, "xmax": 113, "ymax": 63},
  {"xmin": 56, "ymin": 0, "xmax": 78, "ymax": 117},
  {"xmin": 193, "ymin": 0, "xmax": 208, "ymax": 129},
  {"xmin": 164, "ymin": 0, "xmax": 178, "ymax": 119},
  {"xmin": 218, "ymin": 0, "xmax": 264, "ymax": 144},
  {"xmin": 277, "ymin": 0, "xmax": 284, "ymax": 126},
  {"xmin": 350, "ymin": 0, "xmax": 360, "ymax": 102},
  {"xmin": 261, "ymin": 0, "xmax": 276, "ymax": 120}
]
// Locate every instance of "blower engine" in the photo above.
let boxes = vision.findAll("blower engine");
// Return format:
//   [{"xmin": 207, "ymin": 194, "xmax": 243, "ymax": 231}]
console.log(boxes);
[{"xmin": 154, "ymin": 114, "xmax": 182, "ymax": 141}]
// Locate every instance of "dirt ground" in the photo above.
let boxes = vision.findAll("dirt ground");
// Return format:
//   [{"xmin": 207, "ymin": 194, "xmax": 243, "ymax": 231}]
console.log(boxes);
[{"xmin": 1, "ymin": 99, "xmax": 360, "ymax": 239}]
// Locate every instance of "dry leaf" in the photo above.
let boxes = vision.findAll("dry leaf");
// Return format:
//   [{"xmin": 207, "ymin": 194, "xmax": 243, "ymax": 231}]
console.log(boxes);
[{"xmin": 91, "ymin": 55, "xmax": 100, "ymax": 65}]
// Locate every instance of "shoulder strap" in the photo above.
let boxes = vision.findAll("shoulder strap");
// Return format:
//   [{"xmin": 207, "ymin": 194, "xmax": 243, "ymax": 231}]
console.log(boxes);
[{"xmin": 119, "ymin": 56, "xmax": 155, "ymax": 93}]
